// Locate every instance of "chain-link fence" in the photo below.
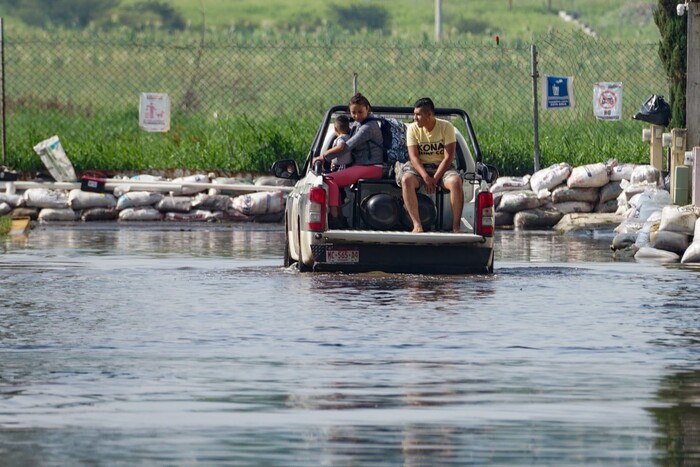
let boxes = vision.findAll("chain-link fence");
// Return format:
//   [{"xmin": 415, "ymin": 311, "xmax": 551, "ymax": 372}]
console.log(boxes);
[{"xmin": 1, "ymin": 29, "xmax": 668, "ymax": 174}]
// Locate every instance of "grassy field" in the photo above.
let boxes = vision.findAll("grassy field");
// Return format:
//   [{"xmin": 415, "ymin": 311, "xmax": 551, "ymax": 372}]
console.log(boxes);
[
  {"xmin": 0, "ymin": 1, "xmax": 666, "ymax": 176},
  {"xmin": 127, "ymin": 0, "xmax": 660, "ymax": 41},
  {"xmin": 0, "ymin": 216, "xmax": 9, "ymax": 237}
]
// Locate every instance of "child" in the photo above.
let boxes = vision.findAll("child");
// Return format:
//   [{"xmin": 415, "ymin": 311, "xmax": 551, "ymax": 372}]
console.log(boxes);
[{"xmin": 325, "ymin": 115, "xmax": 353, "ymax": 171}]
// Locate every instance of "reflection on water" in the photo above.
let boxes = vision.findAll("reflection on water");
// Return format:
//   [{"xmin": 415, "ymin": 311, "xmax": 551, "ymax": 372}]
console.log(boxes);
[{"xmin": 1, "ymin": 225, "xmax": 700, "ymax": 464}]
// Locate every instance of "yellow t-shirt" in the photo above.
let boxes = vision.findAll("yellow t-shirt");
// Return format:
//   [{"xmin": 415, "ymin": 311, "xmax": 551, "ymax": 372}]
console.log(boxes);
[{"xmin": 406, "ymin": 118, "xmax": 457, "ymax": 165}]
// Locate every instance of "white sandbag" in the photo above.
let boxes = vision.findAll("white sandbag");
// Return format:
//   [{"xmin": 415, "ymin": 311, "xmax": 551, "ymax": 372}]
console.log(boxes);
[
  {"xmin": 609, "ymin": 163, "xmax": 637, "ymax": 181},
  {"xmin": 23, "ymin": 188, "xmax": 69, "ymax": 208},
  {"xmin": 38, "ymin": 208, "xmax": 78, "ymax": 222},
  {"xmin": 155, "ymin": 196, "xmax": 192, "ymax": 213},
  {"xmin": 118, "ymin": 206, "xmax": 163, "ymax": 221},
  {"xmin": 208, "ymin": 177, "xmax": 254, "ymax": 196},
  {"xmin": 497, "ymin": 190, "xmax": 545, "ymax": 213},
  {"xmin": 130, "ymin": 174, "xmax": 165, "ymax": 182},
  {"xmin": 490, "ymin": 175, "xmax": 531, "ymax": 194},
  {"xmin": 553, "ymin": 201, "xmax": 594, "ymax": 214},
  {"xmin": 116, "ymin": 191, "xmax": 164, "ymax": 210},
  {"xmin": 171, "ymin": 174, "xmax": 210, "ymax": 195},
  {"xmin": 628, "ymin": 189, "xmax": 673, "ymax": 221},
  {"xmin": 567, "ymin": 162, "xmax": 610, "ymax": 188},
  {"xmin": 681, "ymin": 241, "xmax": 700, "ymax": 263},
  {"xmin": 630, "ymin": 165, "xmax": 660, "ymax": 185},
  {"xmin": 599, "ymin": 181, "xmax": 623, "ymax": 203},
  {"xmin": 694, "ymin": 217, "xmax": 700, "ymax": 239},
  {"xmin": 650, "ymin": 230, "xmax": 690, "ymax": 255},
  {"xmin": 32, "ymin": 135, "xmax": 78, "ymax": 182},
  {"xmin": 231, "ymin": 191, "xmax": 285, "ymax": 216},
  {"xmin": 164, "ymin": 209, "xmax": 220, "ymax": 222},
  {"xmin": 658, "ymin": 204, "xmax": 698, "ymax": 235},
  {"xmin": 551, "ymin": 185, "xmax": 599, "ymax": 203},
  {"xmin": 81, "ymin": 207, "xmax": 118, "ymax": 221},
  {"xmin": 0, "ymin": 202, "xmax": 11, "ymax": 216},
  {"xmin": 0, "ymin": 193, "xmax": 24, "ymax": 208},
  {"xmin": 611, "ymin": 232, "xmax": 638, "ymax": 251},
  {"xmin": 634, "ymin": 246, "xmax": 680, "ymax": 263},
  {"xmin": 530, "ymin": 163, "xmax": 571, "ymax": 193},
  {"xmin": 191, "ymin": 193, "xmax": 232, "ymax": 211},
  {"xmin": 68, "ymin": 189, "xmax": 117, "ymax": 210},
  {"xmin": 513, "ymin": 208, "xmax": 563, "ymax": 230},
  {"xmin": 634, "ymin": 211, "xmax": 662, "ymax": 248}
]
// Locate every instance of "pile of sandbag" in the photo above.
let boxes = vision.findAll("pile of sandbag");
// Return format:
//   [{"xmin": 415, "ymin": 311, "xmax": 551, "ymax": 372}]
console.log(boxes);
[
  {"xmin": 611, "ymin": 188, "xmax": 700, "ymax": 264},
  {"xmin": 492, "ymin": 160, "xmax": 659, "ymax": 230},
  {"xmin": 8, "ymin": 173, "xmax": 289, "ymax": 224}
]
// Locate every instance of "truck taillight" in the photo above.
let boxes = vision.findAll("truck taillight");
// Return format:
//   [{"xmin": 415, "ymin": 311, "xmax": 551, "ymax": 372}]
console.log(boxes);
[
  {"xmin": 476, "ymin": 191, "xmax": 494, "ymax": 237},
  {"xmin": 307, "ymin": 187, "xmax": 326, "ymax": 231}
]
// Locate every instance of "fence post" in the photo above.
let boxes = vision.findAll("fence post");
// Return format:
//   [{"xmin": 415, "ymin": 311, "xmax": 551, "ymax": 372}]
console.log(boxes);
[
  {"xmin": 531, "ymin": 44, "xmax": 541, "ymax": 172},
  {"xmin": 687, "ymin": 1, "xmax": 700, "ymax": 149},
  {"xmin": 1, "ymin": 17, "xmax": 5, "ymax": 167},
  {"xmin": 352, "ymin": 73, "xmax": 358, "ymax": 95}
]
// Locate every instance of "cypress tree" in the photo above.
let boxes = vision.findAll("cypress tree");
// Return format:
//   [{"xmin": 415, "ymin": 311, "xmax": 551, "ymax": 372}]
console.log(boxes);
[{"xmin": 654, "ymin": 0, "xmax": 687, "ymax": 128}]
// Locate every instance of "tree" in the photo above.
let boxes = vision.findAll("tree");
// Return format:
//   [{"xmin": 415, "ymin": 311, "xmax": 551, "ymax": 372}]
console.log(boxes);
[
  {"xmin": 654, "ymin": 0, "xmax": 687, "ymax": 128},
  {"xmin": 10, "ymin": 0, "xmax": 120, "ymax": 28}
]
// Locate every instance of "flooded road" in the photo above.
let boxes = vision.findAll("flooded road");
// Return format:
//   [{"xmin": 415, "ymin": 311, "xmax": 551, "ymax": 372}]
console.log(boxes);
[{"xmin": 1, "ymin": 224, "xmax": 699, "ymax": 465}]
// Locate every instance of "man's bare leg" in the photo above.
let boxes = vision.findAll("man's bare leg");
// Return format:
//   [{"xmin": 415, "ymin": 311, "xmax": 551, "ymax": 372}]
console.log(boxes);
[
  {"xmin": 444, "ymin": 176, "xmax": 464, "ymax": 232},
  {"xmin": 402, "ymin": 175, "xmax": 423, "ymax": 233}
]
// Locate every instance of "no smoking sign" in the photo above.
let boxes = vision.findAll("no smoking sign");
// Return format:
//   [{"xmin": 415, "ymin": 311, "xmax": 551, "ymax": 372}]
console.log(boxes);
[{"xmin": 593, "ymin": 82, "xmax": 622, "ymax": 121}]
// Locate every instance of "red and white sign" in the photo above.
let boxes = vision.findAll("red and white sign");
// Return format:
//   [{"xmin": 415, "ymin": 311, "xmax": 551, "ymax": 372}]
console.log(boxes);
[
  {"xmin": 593, "ymin": 82, "xmax": 622, "ymax": 121},
  {"xmin": 139, "ymin": 93, "xmax": 171, "ymax": 132}
]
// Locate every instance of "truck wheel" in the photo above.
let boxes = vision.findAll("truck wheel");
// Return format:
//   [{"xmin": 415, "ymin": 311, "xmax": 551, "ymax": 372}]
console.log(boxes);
[
  {"xmin": 486, "ymin": 250, "xmax": 494, "ymax": 274},
  {"xmin": 297, "ymin": 221, "xmax": 312, "ymax": 272},
  {"xmin": 283, "ymin": 221, "xmax": 292, "ymax": 268}
]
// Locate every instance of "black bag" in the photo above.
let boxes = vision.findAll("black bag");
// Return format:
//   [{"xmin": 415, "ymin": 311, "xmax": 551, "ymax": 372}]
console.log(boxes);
[{"xmin": 633, "ymin": 94, "xmax": 671, "ymax": 127}]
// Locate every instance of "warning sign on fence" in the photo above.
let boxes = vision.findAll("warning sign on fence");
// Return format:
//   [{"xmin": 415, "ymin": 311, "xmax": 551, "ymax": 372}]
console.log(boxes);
[
  {"xmin": 139, "ymin": 93, "xmax": 171, "ymax": 132},
  {"xmin": 542, "ymin": 75, "xmax": 574, "ymax": 109},
  {"xmin": 593, "ymin": 82, "xmax": 622, "ymax": 121}
]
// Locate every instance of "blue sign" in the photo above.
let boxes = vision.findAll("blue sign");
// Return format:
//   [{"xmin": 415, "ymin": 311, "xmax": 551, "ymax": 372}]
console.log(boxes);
[{"xmin": 542, "ymin": 75, "xmax": 574, "ymax": 109}]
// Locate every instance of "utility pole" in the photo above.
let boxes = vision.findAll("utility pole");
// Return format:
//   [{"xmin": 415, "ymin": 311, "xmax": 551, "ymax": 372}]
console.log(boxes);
[
  {"xmin": 435, "ymin": 0, "xmax": 442, "ymax": 42},
  {"xmin": 688, "ymin": 1, "xmax": 699, "ymax": 148}
]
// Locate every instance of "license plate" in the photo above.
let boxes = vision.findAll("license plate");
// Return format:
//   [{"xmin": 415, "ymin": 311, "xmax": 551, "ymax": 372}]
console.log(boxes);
[{"xmin": 326, "ymin": 247, "xmax": 359, "ymax": 264}]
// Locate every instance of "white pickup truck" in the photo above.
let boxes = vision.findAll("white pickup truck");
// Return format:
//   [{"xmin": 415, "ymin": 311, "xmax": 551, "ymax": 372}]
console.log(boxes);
[{"xmin": 271, "ymin": 105, "xmax": 498, "ymax": 274}]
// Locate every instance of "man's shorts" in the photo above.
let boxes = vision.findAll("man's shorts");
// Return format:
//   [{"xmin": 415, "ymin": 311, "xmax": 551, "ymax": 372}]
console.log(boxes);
[{"xmin": 395, "ymin": 161, "xmax": 461, "ymax": 188}]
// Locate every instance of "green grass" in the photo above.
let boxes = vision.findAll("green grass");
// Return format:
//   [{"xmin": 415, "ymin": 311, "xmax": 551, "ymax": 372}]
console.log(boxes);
[{"xmin": 0, "ymin": 216, "xmax": 9, "ymax": 237}]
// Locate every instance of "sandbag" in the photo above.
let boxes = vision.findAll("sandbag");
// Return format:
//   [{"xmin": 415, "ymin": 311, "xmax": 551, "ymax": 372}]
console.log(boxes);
[
  {"xmin": 553, "ymin": 201, "xmax": 594, "ymax": 214},
  {"xmin": 68, "ymin": 189, "xmax": 117, "ymax": 210},
  {"xmin": 164, "ymin": 210, "xmax": 222, "ymax": 222},
  {"xmin": 681, "ymin": 242, "xmax": 700, "ymax": 264},
  {"xmin": 116, "ymin": 191, "xmax": 164, "ymax": 210},
  {"xmin": 567, "ymin": 162, "xmax": 610, "ymax": 188},
  {"xmin": 231, "ymin": 191, "xmax": 285, "ymax": 216},
  {"xmin": 23, "ymin": 188, "xmax": 69, "ymax": 209},
  {"xmin": 0, "ymin": 202, "xmax": 11, "ymax": 216},
  {"xmin": 490, "ymin": 175, "xmax": 531, "ymax": 194},
  {"xmin": 611, "ymin": 232, "xmax": 637, "ymax": 251},
  {"xmin": 634, "ymin": 211, "xmax": 662, "ymax": 248},
  {"xmin": 551, "ymin": 185, "xmax": 599, "ymax": 203},
  {"xmin": 530, "ymin": 163, "xmax": 571, "ymax": 193},
  {"xmin": 130, "ymin": 174, "xmax": 165, "ymax": 182},
  {"xmin": 634, "ymin": 246, "xmax": 680, "ymax": 263},
  {"xmin": 650, "ymin": 230, "xmax": 690, "ymax": 255},
  {"xmin": 599, "ymin": 181, "xmax": 623, "ymax": 203},
  {"xmin": 630, "ymin": 165, "xmax": 660, "ymax": 185},
  {"xmin": 191, "ymin": 193, "xmax": 232, "ymax": 211},
  {"xmin": 118, "ymin": 206, "xmax": 163, "ymax": 221},
  {"xmin": 497, "ymin": 190, "xmax": 545, "ymax": 213},
  {"xmin": 38, "ymin": 208, "xmax": 78, "ymax": 222},
  {"xmin": 171, "ymin": 174, "xmax": 210, "ymax": 195},
  {"xmin": 594, "ymin": 199, "xmax": 618, "ymax": 213},
  {"xmin": 155, "ymin": 196, "xmax": 192, "ymax": 213},
  {"xmin": 495, "ymin": 211, "xmax": 514, "ymax": 227},
  {"xmin": 254, "ymin": 175, "xmax": 295, "ymax": 187},
  {"xmin": 513, "ymin": 208, "xmax": 563, "ymax": 230},
  {"xmin": 0, "ymin": 193, "xmax": 24, "ymax": 208},
  {"xmin": 609, "ymin": 163, "xmax": 637, "ymax": 182},
  {"xmin": 81, "ymin": 207, "xmax": 118, "ymax": 221},
  {"xmin": 658, "ymin": 205, "xmax": 698, "ymax": 235}
]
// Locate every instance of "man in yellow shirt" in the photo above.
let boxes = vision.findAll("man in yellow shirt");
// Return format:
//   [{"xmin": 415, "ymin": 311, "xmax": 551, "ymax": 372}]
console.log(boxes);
[{"xmin": 397, "ymin": 97, "xmax": 463, "ymax": 233}]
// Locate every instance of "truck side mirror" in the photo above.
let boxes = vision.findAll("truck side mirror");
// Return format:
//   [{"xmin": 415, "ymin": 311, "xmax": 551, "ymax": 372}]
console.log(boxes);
[{"xmin": 271, "ymin": 160, "xmax": 300, "ymax": 180}]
